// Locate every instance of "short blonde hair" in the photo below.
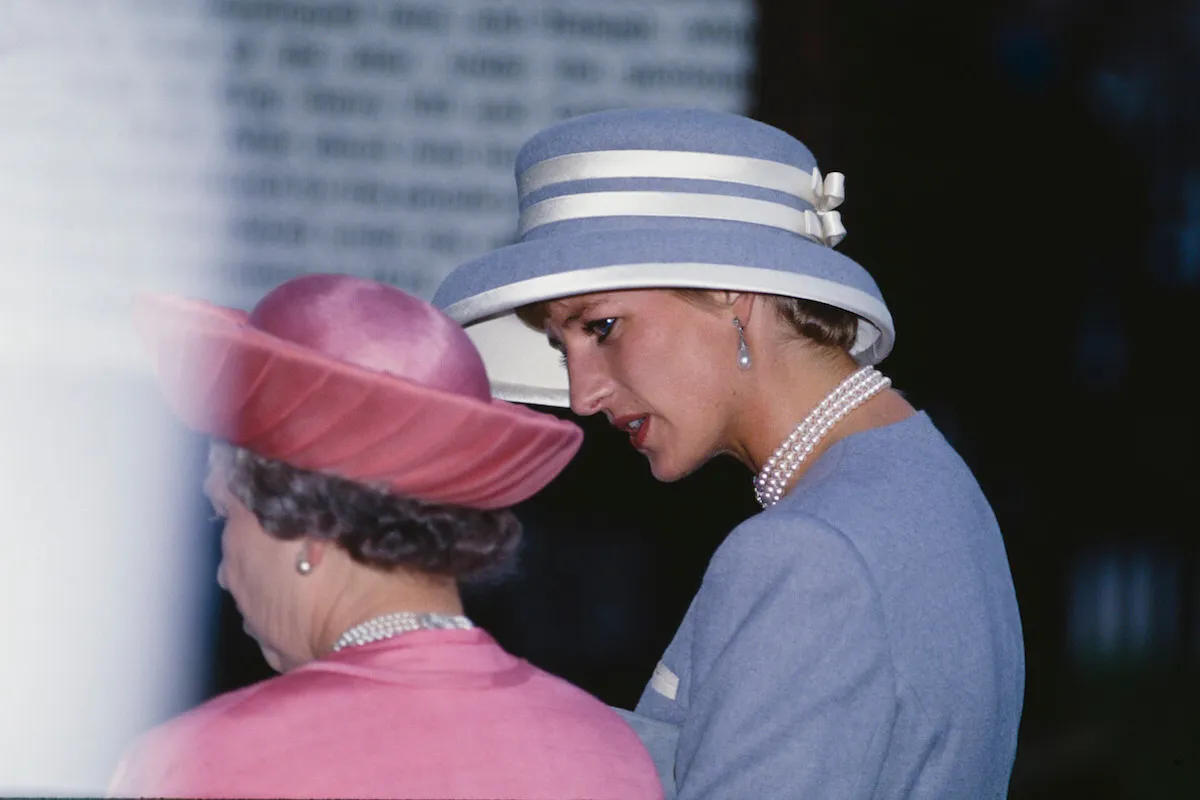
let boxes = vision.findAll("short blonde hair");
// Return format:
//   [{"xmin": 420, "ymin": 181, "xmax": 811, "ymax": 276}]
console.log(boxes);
[{"xmin": 515, "ymin": 289, "xmax": 859, "ymax": 353}]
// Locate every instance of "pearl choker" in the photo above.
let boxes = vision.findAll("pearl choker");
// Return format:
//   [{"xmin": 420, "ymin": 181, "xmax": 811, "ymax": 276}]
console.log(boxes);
[
  {"xmin": 331, "ymin": 611, "xmax": 475, "ymax": 653},
  {"xmin": 753, "ymin": 366, "xmax": 891, "ymax": 508}
]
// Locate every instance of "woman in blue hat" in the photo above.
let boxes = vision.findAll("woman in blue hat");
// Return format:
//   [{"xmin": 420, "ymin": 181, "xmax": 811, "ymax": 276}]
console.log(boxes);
[{"xmin": 434, "ymin": 108, "xmax": 1025, "ymax": 799}]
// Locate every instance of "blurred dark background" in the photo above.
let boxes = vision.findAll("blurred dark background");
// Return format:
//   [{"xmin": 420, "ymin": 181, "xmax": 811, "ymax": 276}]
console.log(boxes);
[{"xmin": 199, "ymin": 1, "xmax": 1200, "ymax": 797}]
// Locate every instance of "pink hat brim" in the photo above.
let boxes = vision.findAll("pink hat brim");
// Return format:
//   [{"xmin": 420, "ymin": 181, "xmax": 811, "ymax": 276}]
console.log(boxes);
[{"xmin": 134, "ymin": 293, "xmax": 582, "ymax": 510}]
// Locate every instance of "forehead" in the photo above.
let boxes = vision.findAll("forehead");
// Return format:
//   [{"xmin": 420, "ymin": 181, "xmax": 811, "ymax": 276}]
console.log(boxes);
[{"xmin": 203, "ymin": 444, "xmax": 233, "ymax": 497}]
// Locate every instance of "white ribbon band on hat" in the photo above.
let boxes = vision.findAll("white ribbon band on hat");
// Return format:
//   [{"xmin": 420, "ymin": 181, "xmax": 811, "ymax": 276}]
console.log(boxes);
[
  {"xmin": 519, "ymin": 150, "xmax": 845, "ymax": 212},
  {"xmin": 518, "ymin": 190, "xmax": 846, "ymax": 246}
]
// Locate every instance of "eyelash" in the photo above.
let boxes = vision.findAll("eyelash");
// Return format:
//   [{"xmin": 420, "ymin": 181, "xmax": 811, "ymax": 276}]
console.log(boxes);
[
  {"xmin": 556, "ymin": 318, "xmax": 617, "ymax": 366},
  {"xmin": 585, "ymin": 317, "xmax": 617, "ymax": 341}
]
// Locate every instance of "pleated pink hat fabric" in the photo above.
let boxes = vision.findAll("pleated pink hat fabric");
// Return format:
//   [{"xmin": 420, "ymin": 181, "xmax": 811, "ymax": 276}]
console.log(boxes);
[{"xmin": 134, "ymin": 274, "xmax": 582, "ymax": 509}]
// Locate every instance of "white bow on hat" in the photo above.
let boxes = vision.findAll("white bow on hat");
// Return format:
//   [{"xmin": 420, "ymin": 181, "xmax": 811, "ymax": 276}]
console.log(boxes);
[{"xmin": 805, "ymin": 168, "xmax": 846, "ymax": 247}]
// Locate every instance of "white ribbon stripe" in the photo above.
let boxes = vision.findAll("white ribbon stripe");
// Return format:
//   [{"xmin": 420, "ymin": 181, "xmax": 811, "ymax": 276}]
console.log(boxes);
[
  {"xmin": 520, "ymin": 150, "xmax": 845, "ymax": 210},
  {"xmin": 519, "ymin": 190, "xmax": 846, "ymax": 246}
]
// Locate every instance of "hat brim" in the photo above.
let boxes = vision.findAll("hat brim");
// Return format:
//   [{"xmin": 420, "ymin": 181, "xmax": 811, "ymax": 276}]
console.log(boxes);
[
  {"xmin": 434, "ymin": 225, "xmax": 895, "ymax": 407},
  {"xmin": 134, "ymin": 294, "xmax": 582, "ymax": 509}
]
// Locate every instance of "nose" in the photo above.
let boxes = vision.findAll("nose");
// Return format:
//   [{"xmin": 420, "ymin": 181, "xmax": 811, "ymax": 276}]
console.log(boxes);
[{"xmin": 567, "ymin": 353, "xmax": 613, "ymax": 417}]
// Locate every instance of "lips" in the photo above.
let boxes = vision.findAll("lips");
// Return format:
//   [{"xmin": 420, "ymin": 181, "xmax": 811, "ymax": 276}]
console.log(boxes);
[{"xmin": 613, "ymin": 414, "xmax": 650, "ymax": 450}]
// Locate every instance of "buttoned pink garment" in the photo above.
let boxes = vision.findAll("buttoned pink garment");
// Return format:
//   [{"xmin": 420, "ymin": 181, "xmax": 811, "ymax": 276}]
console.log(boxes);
[{"xmin": 108, "ymin": 629, "xmax": 663, "ymax": 799}]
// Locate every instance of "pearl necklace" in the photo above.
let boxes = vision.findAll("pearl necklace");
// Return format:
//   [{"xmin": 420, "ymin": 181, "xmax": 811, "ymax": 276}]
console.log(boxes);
[
  {"xmin": 331, "ymin": 611, "xmax": 475, "ymax": 652},
  {"xmin": 753, "ymin": 366, "xmax": 891, "ymax": 508}
]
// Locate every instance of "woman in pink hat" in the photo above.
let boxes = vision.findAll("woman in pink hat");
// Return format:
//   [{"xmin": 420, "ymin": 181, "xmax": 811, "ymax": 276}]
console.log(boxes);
[{"xmin": 107, "ymin": 274, "xmax": 663, "ymax": 799}]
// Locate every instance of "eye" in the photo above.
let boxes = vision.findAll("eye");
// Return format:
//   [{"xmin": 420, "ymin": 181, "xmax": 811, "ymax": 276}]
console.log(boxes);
[
  {"xmin": 584, "ymin": 317, "xmax": 617, "ymax": 342},
  {"xmin": 547, "ymin": 335, "xmax": 568, "ymax": 369}
]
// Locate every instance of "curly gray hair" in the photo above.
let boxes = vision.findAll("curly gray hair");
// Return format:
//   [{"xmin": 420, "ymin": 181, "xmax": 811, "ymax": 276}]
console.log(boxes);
[{"xmin": 208, "ymin": 442, "xmax": 521, "ymax": 581}]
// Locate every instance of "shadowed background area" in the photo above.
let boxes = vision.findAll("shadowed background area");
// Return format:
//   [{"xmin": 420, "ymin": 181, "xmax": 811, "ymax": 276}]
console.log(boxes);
[{"xmin": 1, "ymin": 1, "xmax": 1196, "ymax": 797}]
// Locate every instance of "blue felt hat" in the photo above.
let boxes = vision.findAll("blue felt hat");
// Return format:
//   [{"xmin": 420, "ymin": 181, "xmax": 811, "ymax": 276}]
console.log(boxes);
[{"xmin": 433, "ymin": 108, "xmax": 894, "ymax": 407}]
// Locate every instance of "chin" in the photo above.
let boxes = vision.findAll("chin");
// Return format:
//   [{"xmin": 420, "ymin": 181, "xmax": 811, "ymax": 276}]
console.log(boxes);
[
  {"xmin": 260, "ymin": 644, "xmax": 290, "ymax": 673},
  {"xmin": 646, "ymin": 453, "xmax": 697, "ymax": 483},
  {"xmin": 242, "ymin": 623, "xmax": 288, "ymax": 673}
]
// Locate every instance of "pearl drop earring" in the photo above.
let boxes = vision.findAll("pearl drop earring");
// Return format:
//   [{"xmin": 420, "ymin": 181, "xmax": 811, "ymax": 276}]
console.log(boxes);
[
  {"xmin": 733, "ymin": 318, "xmax": 752, "ymax": 370},
  {"xmin": 296, "ymin": 552, "xmax": 313, "ymax": 576}
]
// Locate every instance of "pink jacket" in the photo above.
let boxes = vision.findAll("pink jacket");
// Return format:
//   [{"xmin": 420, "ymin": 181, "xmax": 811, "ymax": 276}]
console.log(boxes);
[{"xmin": 108, "ymin": 628, "xmax": 663, "ymax": 799}]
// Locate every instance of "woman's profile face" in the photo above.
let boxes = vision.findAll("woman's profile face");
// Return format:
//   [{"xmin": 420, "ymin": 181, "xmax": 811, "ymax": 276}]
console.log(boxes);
[
  {"xmin": 544, "ymin": 288, "xmax": 739, "ymax": 481},
  {"xmin": 204, "ymin": 464, "xmax": 311, "ymax": 672}
]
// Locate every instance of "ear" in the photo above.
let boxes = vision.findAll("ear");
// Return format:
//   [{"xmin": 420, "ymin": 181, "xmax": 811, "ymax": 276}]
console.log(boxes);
[
  {"xmin": 721, "ymin": 291, "xmax": 756, "ymax": 325},
  {"xmin": 303, "ymin": 538, "xmax": 328, "ymax": 568}
]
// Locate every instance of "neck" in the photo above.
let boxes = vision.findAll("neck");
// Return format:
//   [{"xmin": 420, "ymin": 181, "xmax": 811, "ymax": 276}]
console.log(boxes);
[
  {"xmin": 311, "ymin": 559, "xmax": 464, "ymax": 658},
  {"xmin": 732, "ymin": 344, "xmax": 913, "ymax": 481}
]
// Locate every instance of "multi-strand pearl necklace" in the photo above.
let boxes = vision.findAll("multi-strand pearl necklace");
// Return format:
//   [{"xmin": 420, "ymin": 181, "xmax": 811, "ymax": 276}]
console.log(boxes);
[
  {"xmin": 331, "ymin": 611, "xmax": 475, "ymax": 652},
  {"xmin": 753, "ymin": 366, "xmax": 891, "ymax": 509}
]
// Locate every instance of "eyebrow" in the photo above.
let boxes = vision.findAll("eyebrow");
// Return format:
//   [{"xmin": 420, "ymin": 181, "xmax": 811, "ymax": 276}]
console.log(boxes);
[
  {"xmin": 545, "ymin": 297, "xmax": 607, "ymax": 352},
  {"xmin": 560, "ymin": 298, "xmax": 604, "ymax": 328}
]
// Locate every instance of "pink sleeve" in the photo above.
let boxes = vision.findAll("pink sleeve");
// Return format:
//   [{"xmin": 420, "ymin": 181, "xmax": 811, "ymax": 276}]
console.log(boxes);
[{"xmin": 105, "ymin": 720, "xmax": 193, "ymax": 798}]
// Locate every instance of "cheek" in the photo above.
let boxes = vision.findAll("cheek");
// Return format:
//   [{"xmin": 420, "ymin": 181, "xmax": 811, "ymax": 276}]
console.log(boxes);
[
  {"xmin": 220, "ymin": 520, "xmax": 297, "ymax": 633},
  {"xmin": 218, "ymin": 523, "xmax": 247, "ymax": 595},
  {"xmin": 653, "ymin": 361, "xmax": 729, "ymax": 459},
  {"xmin": 221, "ymin": 517, "xmax": 271, "ymax": 590},
  {"xmin": 649, "ymin": 345, "xmax": 727, "ymax": 416}
]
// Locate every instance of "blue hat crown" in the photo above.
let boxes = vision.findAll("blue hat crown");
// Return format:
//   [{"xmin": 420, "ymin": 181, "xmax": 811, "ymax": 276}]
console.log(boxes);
[{"xmin": 511, "ymin": 108, "xmax": 848, "ymax": 247}]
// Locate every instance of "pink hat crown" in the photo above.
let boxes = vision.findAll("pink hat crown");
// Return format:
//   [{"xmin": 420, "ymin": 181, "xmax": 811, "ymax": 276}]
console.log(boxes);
[{"xmin": 248, "ymin": 274, "xmax": 491, "ymax": 401}]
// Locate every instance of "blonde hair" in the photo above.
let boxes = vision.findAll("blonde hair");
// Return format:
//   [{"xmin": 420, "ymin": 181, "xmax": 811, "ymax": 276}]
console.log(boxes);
[{"xmin": 515, "ymin": 289, "xmax": 859, "ymax": 353}]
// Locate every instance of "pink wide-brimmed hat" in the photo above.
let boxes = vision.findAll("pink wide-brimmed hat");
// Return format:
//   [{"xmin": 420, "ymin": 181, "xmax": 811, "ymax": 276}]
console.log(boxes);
[{"xmin": 134, "ymin": 274, "xmax": 583, "ymax": 510}]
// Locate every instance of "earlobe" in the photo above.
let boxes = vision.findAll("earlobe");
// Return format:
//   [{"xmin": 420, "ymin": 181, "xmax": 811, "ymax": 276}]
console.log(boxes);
[{"xmin": 295, "ymin": 539, "xmax": 325, "ymax": 576}]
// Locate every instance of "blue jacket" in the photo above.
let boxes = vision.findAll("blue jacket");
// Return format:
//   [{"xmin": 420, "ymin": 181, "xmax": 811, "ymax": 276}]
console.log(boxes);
[{"xmin": 632, "ymin": 412, "xmax": 1025, "ymax": 798}]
